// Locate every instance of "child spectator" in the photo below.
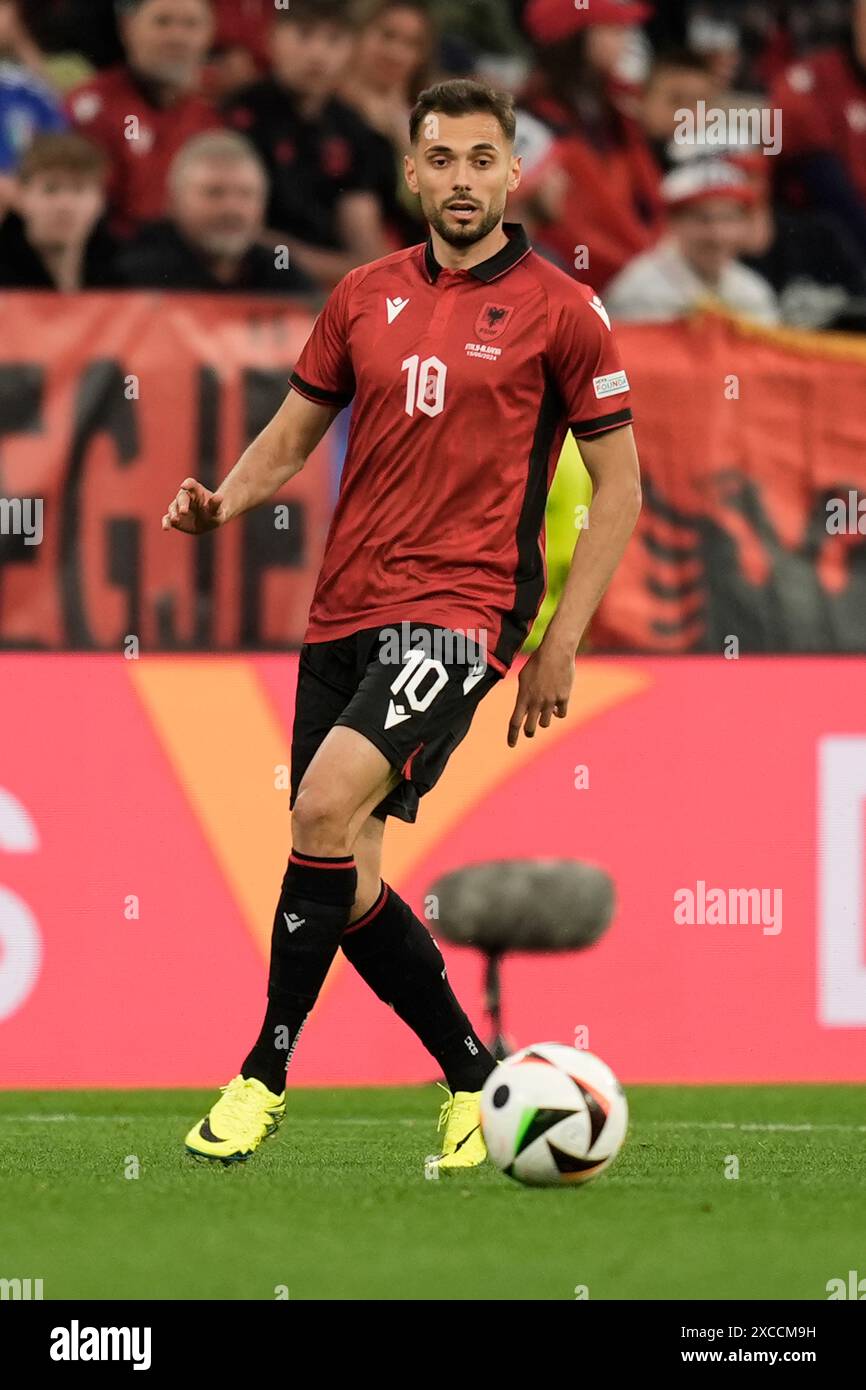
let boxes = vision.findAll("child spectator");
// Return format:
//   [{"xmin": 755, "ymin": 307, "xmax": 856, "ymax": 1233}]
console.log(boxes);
[
  {"xmin": 640, "ymin": 47, "xmax": 719, "ymax": 174},
  {"xmin": 0, "ymin": 130, "xmax": 117, "ymax": 288},
  {"xmin": 605, "ymin": 160, "xmax": 779, "ymax": 325}
]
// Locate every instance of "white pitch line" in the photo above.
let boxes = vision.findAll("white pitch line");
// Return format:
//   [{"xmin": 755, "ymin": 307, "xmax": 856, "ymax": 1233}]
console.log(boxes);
[
  {"xmin": 642, "ymin": 1121, "xmax": 866, "ymax": 1133},
  {"xmin": 0, "ymin": 1114, "xmax": 424, "ymax": 1126},
  {"xmin": 1, "ymin": 1116, "xmax": 864, "ymax": 1133}
]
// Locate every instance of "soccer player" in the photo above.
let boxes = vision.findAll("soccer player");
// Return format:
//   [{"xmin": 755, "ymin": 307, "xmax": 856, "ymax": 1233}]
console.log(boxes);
[{"xmin": 164, "ymin": 78, "xmax": 642, "ymax": 1174}]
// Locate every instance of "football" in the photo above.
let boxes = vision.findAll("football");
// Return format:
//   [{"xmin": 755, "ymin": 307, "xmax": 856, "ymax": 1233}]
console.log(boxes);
[{"xmin": 480, "ymin": 1043, "xmax": 628, "ymax": 1187}]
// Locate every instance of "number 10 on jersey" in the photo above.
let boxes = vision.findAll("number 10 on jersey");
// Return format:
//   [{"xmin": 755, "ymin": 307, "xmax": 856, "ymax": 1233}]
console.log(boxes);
[{"xmin": 403, "ymin": 354, "xmax": 447, "ymax": 418}]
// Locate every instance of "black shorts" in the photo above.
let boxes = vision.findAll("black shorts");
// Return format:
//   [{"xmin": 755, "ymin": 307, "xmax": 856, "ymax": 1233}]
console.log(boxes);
[{"xmin": 290, "ymin": 623, "xmax": 504, "ymax": 824}]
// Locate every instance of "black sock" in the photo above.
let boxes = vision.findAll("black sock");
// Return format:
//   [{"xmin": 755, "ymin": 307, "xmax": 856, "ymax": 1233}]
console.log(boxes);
[
  {"xmin": 341, "ymin": 882, "xmax": 496, "ymax": 1092},
  {"xmin": 242, "ymin": 850, "xmax": 358, "ymax": 1094}
]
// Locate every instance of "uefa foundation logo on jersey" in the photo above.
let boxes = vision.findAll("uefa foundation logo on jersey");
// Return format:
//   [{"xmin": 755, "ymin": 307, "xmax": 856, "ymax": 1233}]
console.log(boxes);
[{"xmin": 475, "ymin": 303, "xmax": 515, "ymax": 343}]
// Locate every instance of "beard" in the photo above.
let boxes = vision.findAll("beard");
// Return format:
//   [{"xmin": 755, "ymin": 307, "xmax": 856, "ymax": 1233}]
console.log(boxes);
[
  {"xmin": 196, "ymin": 228, "xmax": 253, "ymax": 259},
  {"xmin": 145, "ymin": 58, "xmax": 197, "ymax": 90},
  {"xmin": 425, "ymin": 197, "xmax": 505, "ymax": 248}
]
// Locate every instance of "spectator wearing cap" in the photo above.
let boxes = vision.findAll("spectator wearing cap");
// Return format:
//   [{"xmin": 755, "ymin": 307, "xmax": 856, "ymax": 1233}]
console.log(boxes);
[
  {"xmin": 66, "ymin": 0, "xmax": 221, "ymax": 239},
  {"xmin": 686, "ymin": 12, "xmax": 743, "ymax": 94},
  {"xmin": 209, "ymin": 0, "xmax": 300, "ymax": 103},
  {"xmin": 520, "ymin": 0, "xmax": 665, "ymax": 291},
  {"xmin": 225, "ymin": 0, "xmax": 391, "ymax": 289},
  {"xmin": 0, "ymin": 131, "xmax": 118, "ymax": 288},
  {"xmin": 210, "ymin": 0, "xmax": 270, "ymax": 86},
  {"xmin": 115, "ymin": 129, "xmax": 313, "ymax": 295},
  {"xmin": 604, "ymin": 160, "xmax": 779, "ymax": 325}
]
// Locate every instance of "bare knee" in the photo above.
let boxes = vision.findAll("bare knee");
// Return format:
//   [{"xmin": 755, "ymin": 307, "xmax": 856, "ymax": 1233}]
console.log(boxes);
[{"xmin": 292, "ymin": 783, "xmax": 352, "ymax": 857}]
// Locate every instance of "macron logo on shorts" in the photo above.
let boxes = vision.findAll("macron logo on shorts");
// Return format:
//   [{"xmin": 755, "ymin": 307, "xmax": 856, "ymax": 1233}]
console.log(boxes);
[
  {"xmin": 385, "ymin": 699, "xmax": 412, "ymax": 729},
  {"xmin": 463, "ymin": 661, "xmax": 487, "ymax": 695}
]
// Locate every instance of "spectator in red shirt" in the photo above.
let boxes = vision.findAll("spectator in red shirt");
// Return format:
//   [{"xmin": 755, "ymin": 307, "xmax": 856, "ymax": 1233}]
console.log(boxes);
[
  {"xmin": 771, "ymin": 0, "xmax": 866, "ymax": 255},
  {"xmin": 520, "ymin": 0, "xmax": 665, "ymax": 291},
  {"xmin": 207, "ymin": 0, "xmax": 271, "ymax": 99},
  {"xmin": 66, "ymin": 0, "xmax": 220, "ymax": 238}
]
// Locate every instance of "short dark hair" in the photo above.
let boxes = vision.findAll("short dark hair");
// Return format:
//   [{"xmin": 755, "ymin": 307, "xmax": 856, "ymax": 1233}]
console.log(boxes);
[
  {"xmin": 275, "ymin": 0, "xmax": 358, "ymax": 29},
  {"xmin": 648, "ymin": 48, "xmax": 713, "ymax": 83},
  {"xmin": 409, "ymin": 79, "xmax": 516, "ymax": 146},
  {"xmin": 19, "ymin": 133, "xmax": 109, "ymax": 185},
  {"xmin": 115, "ymin": 0, "xmax": 211, "ymax": 15}
]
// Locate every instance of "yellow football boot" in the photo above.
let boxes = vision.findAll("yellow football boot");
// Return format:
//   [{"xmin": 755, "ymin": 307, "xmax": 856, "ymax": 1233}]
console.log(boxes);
[
  {"xmin": 424, "ymin": 1081, "xmax": 488, "ymax": 1179},
  {"xmin": 185, "ymin": 1075, "xmax": 285, "ymax": 1165}
]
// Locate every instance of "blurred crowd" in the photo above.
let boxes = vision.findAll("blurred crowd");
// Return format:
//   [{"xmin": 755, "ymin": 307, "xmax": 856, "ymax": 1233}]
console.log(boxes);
[{"xmin": 0, "ymin": 0, "xmax": 866, "ymax": 329}]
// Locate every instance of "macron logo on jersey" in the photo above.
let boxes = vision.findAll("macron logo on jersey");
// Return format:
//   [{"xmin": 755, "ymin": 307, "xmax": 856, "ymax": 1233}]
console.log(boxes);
[
  {"xmin": 588, "ymin": 295, "xmax": 612, "ymax": 331},
  {"xmin": 386, "ymin": 296, "xmax": 410, "ymax": 324}
]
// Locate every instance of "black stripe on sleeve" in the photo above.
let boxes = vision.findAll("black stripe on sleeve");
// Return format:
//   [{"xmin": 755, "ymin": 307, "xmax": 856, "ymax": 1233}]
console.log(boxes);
[
  {"xmin": 289, "ymin": 370, "xmax": 354, "ymax": 408},
  {"xmin": 570, "ymin": 408, "xmax": 633, "ymax": 439}
]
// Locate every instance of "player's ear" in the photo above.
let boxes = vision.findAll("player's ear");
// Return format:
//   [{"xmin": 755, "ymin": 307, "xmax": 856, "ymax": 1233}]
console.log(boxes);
[
  {"xmin": 508, "ymin": 155, "xmax": 522, "ymax": 194},
  {"xmin": 404, "ymin": 154, "xmax": 419, "ymax": 195}
]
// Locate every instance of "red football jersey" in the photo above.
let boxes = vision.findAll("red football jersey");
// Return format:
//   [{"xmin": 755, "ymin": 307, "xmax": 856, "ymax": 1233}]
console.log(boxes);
[
  {"xmin": 67, "ymin": 67, "xmax": 221, "ymax": 237},
  {"xmin": 291, "ymin": 223, "xmax": 634, "ymax": 671}
]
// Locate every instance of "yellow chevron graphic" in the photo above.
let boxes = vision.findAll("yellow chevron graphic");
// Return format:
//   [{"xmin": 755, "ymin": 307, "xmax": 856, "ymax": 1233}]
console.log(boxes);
[
  {"xmin": 129, "ymin": 659, "xmax": 293, "ymax": 962},
  {"xmin": 129, "ymin": 659, "xmax": 650, "ymax": 978}
]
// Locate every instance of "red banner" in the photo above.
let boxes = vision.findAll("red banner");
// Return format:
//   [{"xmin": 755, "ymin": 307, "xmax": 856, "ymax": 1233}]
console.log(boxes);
[
  {"xmin": 0, "ymin": 292, "xmax": 334, "ymax": 650},
  {"xmin": 592, "ymin": 315, "xmax": 866, "ymax": 654},
  {"xmin": 3, "ymin": 298, "xmax": 866, "ymax": 656},
  {"xmin": 1, "ymin": 653, "xmax": 864, "ymax": 1088}
]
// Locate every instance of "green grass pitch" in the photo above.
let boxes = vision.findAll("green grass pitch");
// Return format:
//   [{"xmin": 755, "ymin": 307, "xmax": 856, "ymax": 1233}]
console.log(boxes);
[{"xmin": 1, "ymin": 1084, "xmax": 863, "ymax": 1301}]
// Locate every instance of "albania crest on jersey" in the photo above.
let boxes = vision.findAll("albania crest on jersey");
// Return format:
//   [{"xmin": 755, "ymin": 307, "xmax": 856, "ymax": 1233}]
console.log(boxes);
[{"xmin": 475, "ymin": 302, "xmax": 515, "ymax": 342}]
